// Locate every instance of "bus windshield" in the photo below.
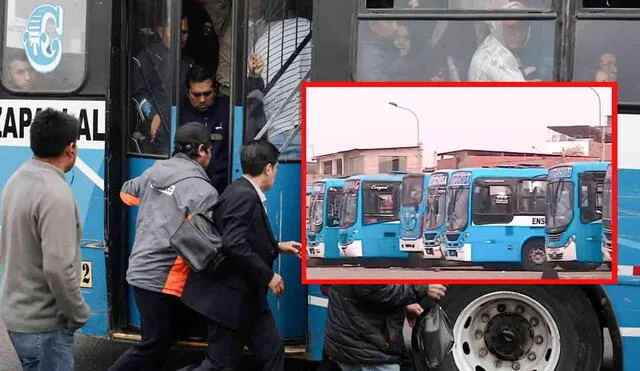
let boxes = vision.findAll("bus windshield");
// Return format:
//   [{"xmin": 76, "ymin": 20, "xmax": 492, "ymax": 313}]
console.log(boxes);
[
  {"xmin": 447, "ymin": 187, "xmax": 469, "ymax": 231},
  {"xmin": 308, "ymin": 191, "xmax": 324, "ymax": 233},
  {"xmin": 401, "ymin": 175, "xmax": 424, "ymax": 207},
  {"xmin": 340, "ymin": 184, "xmax": 358, "ymax": 228},
  {"xmin": 603, "ymin": 167, "xmax": 612, "ymax": 229},
  {"xmin": 363, "ymin": 182, "xmax": 401, "ymax": 225},
  {"xmin": 425, "ymin": 186, "xmax": 447, "ymax": 230},
  {"xmin": 325, "ymin": 186, "xmax": 344, "ymax": 228},
  {"xmin": 546, "ymin": 181, "xmax": 573, "ymax": 230}
]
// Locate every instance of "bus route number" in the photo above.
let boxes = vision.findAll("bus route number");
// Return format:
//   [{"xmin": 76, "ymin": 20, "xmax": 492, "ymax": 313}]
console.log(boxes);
[{"xmin": 80, "ymin": 261, "xmax": 93, "ymax": 288}]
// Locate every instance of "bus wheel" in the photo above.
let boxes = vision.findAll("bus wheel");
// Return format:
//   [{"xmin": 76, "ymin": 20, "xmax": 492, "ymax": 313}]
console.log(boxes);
[
  {"xmin": 521, "ymin": 240, "xmax": 546, "ymax": 271},
  {"xmin": 443, "ymin": 285, "xmax": 602, "ymax": 371}
]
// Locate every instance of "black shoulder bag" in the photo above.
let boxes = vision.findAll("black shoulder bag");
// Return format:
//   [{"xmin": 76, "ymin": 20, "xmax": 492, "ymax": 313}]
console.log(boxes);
[{"xmin": 169, "ymin": 207, "xmax": 225, "ymax": 275}]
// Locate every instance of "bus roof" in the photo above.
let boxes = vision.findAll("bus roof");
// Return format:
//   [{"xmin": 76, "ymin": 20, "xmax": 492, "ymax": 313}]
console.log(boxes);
[
  {"xmin": 452, "ymin": 167, "xmax": 548, "ymax": 178},
  {"xmin": 548, "ymin": 161, "xmax": 610, "ymax": 172},
  {"xmin": 313, "ymin": 178, "xmax": 346, "ymax": 187},
  {"xmin": 345, "ymin": 174, "xmax": 405, "ymax": 182}
]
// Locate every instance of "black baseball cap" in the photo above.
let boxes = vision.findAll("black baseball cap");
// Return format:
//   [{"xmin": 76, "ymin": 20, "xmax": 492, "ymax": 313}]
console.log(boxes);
[{"xmin": 174, "ymin": 122, "xmax": 210, "ymax": 152}]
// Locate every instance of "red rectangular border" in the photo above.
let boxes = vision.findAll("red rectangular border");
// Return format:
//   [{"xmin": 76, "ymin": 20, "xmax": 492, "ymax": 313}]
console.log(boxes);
[{"xmin": 300, "ymin": 81, "xmax": 618, "ymax": 285}]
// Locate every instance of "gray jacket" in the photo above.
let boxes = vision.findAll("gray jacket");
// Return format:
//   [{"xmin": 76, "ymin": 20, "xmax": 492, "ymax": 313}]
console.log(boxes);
[{"xmin": 120, "ymin": 153, "xmax": 219, "ymax": 296}]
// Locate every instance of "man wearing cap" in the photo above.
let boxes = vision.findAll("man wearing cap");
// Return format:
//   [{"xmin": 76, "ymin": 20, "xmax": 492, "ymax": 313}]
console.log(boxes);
[{"xmin": 109, "ymin": 123, "xmax": 218, "ymax": 370}]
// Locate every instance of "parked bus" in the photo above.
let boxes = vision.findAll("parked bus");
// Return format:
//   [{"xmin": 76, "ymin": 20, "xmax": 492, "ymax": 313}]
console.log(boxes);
[
  {"xmin": 306, "ymin": 178, "xmax": 345, "ymax": 263},
  {"xmin": 422, "ymin": 169, "xmax": 454, "ymax": 260},
  {"xmin": 443, "ymin": 167, "xmax": 548, "ymax": 270},
  {"xmin": 602, "ymin": 163, "xmax": 613, "ymax": 268},
  {"xmin": 305, "ymin": 1, "xmax": 637, "ymax": 369},
  {"xmin": 338, "ymin": 174, "xmax": 406, "ymax": 262},
  {"xmin": 399, "ymin": 172, "xmax": 431, "ymax": 255},
  {"xmin": 545, "ymin": 162, "xmax": 609, "ymax": 270}
]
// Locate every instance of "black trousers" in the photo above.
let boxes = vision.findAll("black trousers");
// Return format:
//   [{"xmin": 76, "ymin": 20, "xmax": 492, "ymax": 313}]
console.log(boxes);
[
  {"xmin": 179, "ymin": 310, "xmax": 284, "ymax": 371},
  {"xmin": 108, "ymin": 287, "xmax": 195, "ymax": 371}
]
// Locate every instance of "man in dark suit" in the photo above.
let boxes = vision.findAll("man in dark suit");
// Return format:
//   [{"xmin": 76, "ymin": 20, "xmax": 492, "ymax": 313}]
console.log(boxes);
[{"xmin": 180, "ymin": 138, "xmax": 301, "ymax": 370}]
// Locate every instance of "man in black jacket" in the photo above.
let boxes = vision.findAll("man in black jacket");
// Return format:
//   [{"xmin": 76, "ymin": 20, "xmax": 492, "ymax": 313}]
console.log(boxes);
[
  {"xmin": 324, "ymin": 284, "xmax": 447, "ymax": 371},
  {"xmin": 180, "ymin": 138, "xmax": 301, "ymax": 371}
]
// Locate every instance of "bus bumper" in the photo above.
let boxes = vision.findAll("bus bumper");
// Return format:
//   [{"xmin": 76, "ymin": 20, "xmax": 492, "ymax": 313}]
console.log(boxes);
[
  {"xmin": 307, "ymin": 243, "xmax": 325, "ymax": 258},
  {"xmin": 339, "ymin": 240, "xmax": 363, "ymax": 257},
  {"xmin": 546, "ymin": 238, "xmax": 577, "ymax": 262},
  {"xmin": 422, "ymin": 242, "xmax": 445, "ymax": 259},
  {"xmin": 400, "ymin": 238, "xmax": 424, "ymax": 252},
  {"xmin": 445, "ymin": 243, "xmax": 471, "ymax": 261}
]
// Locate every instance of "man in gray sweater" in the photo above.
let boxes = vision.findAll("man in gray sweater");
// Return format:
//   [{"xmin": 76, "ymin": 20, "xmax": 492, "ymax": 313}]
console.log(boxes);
[{"xmin": 0, "ymin": 108, "xmax": 90, "ymax": 370}]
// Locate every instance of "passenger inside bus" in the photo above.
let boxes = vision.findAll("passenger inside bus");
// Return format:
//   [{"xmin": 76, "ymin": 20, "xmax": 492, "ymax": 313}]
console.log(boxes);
[
  {"xmin": 468, "ymin": 2, "xmax": 534, "ymax": 82},
  {"xmin": 3, "ymin": 50, "xmax": 39, "ymax": 91},
  {"xmin": 131, "ymin": 7, "xmax": 192, "ymax": 156}
]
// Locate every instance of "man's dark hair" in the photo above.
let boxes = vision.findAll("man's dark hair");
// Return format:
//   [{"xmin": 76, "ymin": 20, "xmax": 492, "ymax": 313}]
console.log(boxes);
[
  {"xmin": 185, "ymin": 64, "xmax": 215, "ymax": 90},
  {"xmin": 241, "ymin": 139, "xmax": 280, "ymax": 176},
  {"xmin": 30, "ymin": 108, "xmax": 80, "ymax": 158}
]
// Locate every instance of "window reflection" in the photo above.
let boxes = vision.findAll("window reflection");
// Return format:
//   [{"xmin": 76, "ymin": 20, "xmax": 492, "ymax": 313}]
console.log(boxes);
[{"xmin": 366, "ymin": 0, "xmax": 551, "ymax": 10}]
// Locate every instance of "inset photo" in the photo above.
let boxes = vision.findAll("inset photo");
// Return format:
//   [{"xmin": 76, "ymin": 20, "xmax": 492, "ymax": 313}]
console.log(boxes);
[{"xmin": 303, "ymin": 82, "xmax": 617, "ymax": 283}]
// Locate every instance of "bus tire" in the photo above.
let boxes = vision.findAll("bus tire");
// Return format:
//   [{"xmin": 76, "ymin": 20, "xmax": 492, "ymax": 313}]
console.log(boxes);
[
  {"xmin": 521, "ymin": 239, "xmax": 547, "ymax": 271},
  {"xmin": 441, "ymin": 285, "xmax": 602, "ymax": 371}
]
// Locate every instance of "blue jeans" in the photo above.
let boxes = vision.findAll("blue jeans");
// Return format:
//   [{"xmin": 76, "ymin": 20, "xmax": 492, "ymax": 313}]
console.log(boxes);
[
  {"xmin": 337, "ymin": 363, "xmax": 401, "ymax": 371},
  {"xmin": 8, "ymin": 329, "xmax": 75, "ymax": 371}
]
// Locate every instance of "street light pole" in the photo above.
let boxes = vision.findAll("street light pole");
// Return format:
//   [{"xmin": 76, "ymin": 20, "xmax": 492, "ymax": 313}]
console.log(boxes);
[
  {"xmin": 389, "ymin": 102, "xmax": 422, "ymax": 169},
  {"xmin": 587, "ymin": 87, "xmax": 605, "ymax": 161}
]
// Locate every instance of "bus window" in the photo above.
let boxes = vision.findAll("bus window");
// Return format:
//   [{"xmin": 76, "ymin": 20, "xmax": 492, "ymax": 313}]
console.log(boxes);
[
  {"xmin": 472, "ymin": 183, "xmax": 514, "ymax": 225},
  {"xmin": 517, "ymin": 179, "xmax": 546, "ymax": 214},
  {"xmin": 425, "ymin": 187, "xmax": 447, "ymax": 230},
  {"xmin": 326, "ymin": 187, "xmax": 345, "ymax": 227},
  {"xmin": 355, "ymin": 18, "xmax": 555, "ymax": 82},
  {"xmin": 128, "ymin": 0, "xmax": 184, "ymax": 157},
  {"xmin": 447, "ymin": 187, "xmax": 469, "ymax": 231},
  {"xmin": 573, "ymin": 20, "xmax": 640, "ymax": 102},
  {"xmin": 366, "ymin": 0, "xmax": 552, "ymax": 10},
  {"xmin": 579, "ymin": 171, "xmax": 605, "ymax": 223},
  {"xmin": 245, "ymin": 0, "xmax": 312, "ymax": 161},
  {"xmin": 341, "ymin": 187, "xmax": 359, "ymax": 228},
  {"xmin": 2, "ymin": 0, "xmax": 87, "ymax": 93},
  {"xmin": 308, "ymin": 192, "xmax": 324, "ymax": 233},
  {"xmin": 363, "ymin": 183, "xmax": 400, "ymax": 225},
  {"xmin": 546, "ymin": 181, "xmax": 573, "ymax": 230},
  {"xmin": 402, "ymin": 176, "xmax": 424, "ymax": 207},
  {"xmin": 582, "ymin": 0, "xmax": 640, "ymax": 8}
]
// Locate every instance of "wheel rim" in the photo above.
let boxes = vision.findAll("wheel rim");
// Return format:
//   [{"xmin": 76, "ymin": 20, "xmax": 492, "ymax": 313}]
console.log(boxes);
[{"xmin": 452, "ymin": 291, "xmax": 561, "ymax": 371}]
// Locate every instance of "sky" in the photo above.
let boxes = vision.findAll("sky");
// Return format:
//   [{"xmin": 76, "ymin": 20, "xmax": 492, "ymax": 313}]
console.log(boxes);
[{"xmin": 305, "ymin": 86, "xmax": 613, "ymax": 167}]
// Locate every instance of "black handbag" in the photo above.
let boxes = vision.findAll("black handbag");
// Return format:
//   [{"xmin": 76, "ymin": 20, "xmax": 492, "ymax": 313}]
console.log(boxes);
[
  {"xmin": 411, "ymin": 303, "xmax": 455, "ymax": 370},
  {"xmin": 169, "ymin": 207, "xmax": 225, "ymax": 275}
]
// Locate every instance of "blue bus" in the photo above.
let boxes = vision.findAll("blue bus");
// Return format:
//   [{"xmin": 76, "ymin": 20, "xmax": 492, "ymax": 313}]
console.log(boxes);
[
  {"xmin": 602, "ymin": 163, "xmax": 612, "ymax": 268},
  {"xmin": 422, "ymin": 169, "xmax": 454, "ymax": 260},
  {"xmin": 399, "ymin": 173, "xmax": 431, "ymax": 254},
  {"xmin": 545, "ymin": 162, "xmax": 609, "ymax": 270},
  {"xmin": 338, "ymin": 174, "xmax": 405, "ymax": 261},
  {"xmin": 306, "ymin": 179, "xmax": 345, "ymax": 262},
  {"xmin": 443, "ymin": 167, "xmax": 548, "ymax": 270}
]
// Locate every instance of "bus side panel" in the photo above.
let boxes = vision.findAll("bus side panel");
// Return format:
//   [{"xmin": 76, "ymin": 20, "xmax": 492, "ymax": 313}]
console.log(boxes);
[
  {"xmin": 604, "ymin": 285, "xmax": 640, "ymax": 369},
  {"xmin": 124, "ymin": 157, "xmax": 156, "ymax": 329},
  {"xmin": 265, "ymin": 163, "xmax": 306, "ymax": 340},
  {"xmin": 307, "ymin": 284, "xmax": 328, "ymax": 361}
]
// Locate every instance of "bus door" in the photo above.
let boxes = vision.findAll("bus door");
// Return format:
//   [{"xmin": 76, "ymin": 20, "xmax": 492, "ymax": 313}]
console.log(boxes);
[
  {"xmin": 362, "ymin": 181, "xmax": 402, "ymax": 257},
  {"xmin": 234, "ymin": 0, "xmax": 312, "ymax": 342},
  {"xmin": 123, "ymin": 0, "xmax": 188, "ymax": 332},
  {"xmin": 577, "ymin": 170, "xmax": 606, "ymax": 262},
  {"xmin": 0, "ymin": 0, "xmax": 111, "ymax": 336}
]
